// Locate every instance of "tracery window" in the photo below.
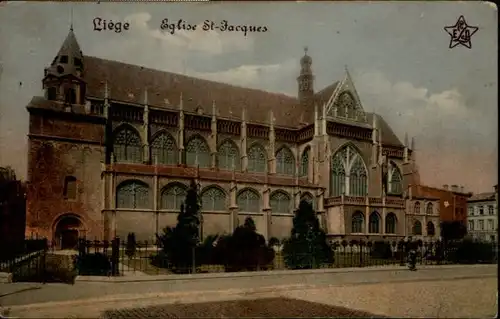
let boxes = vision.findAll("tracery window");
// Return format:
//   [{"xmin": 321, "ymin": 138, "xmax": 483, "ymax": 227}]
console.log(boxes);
[
  {"xmin": 351, "ymin": 211, "xmax": 364, "ymax": 233},
  {"xmin": 385, "ymin": 213, "xmax": 397, "ymax": 234},
  {"xmin": 151, "ymin": 132, "xmax": 177, "ymax": 165},
  {"xmin": 116, "ymin": 180, "xmax": 149, "ymax": 209},
  {"xmin": 270, "ymin": 191, "xmax": 292, "ymax": 214},
  {"xmin": 113, "ymin": 126, "xmax": 143, "ymax": 163},
  {"xmin": 413, "ymin": 202, "xmax": 421, "ymax": 214},
  {"xmin": 247, "ymin": 144, "xmax": 267, "ymax": 173},
  {"xmin": 160, "ymin": 183, "xmax": 187, "ymax": 210},
  {"xmin": 201, "ymin": 187, "xmax": 226, "ymax": 211},
  {"xmin": 186, "ymin": 136, "xmax": 210, "ymax": 168},
  {"xmin": 330, "ymin": 144, "xmax": 367, "ymax": 196},
  {"xmin": 388, "ymin": 163, "xmax": 403, "ymax": 195},
  {"xmin": 217, "ymin": 140, "xmax": 240, "ymax": 170},
  {"xmin": 412, "ymin": 220, "xmax": 422, "ymax": 235},
  {"xmin": 237, "ymin": 188, "xmax": 260, "ymax": 213},
  {"xmin": 369, "ymin": 211, "xmax": 381, "ymax": 233},
  {"xmin": 426, "ymin": 203, "xmax": 433, "ymax": 215},
  {"xmin": 300, "ymin": 192, "xmax": 315, "ymax": 210},
  {"xmin": 299, "ymin": 147, "xmax": 310, "ymax": 177},
  {"xmin": 335, "ymin": 91, "xmax": 356, "ymax": 118},
  {"xmin": 276, "ymin": 147, "xmax": 295, "ymax": 175}
]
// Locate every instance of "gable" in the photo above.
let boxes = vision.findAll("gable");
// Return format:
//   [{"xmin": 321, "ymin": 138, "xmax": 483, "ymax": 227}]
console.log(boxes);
[{"xmin": 324, "ymin": 68, "xmax": 366, "ymax": 122}]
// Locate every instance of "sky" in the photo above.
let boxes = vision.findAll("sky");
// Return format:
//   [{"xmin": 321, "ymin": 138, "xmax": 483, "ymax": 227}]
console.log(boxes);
[{"xmin": 0, "ymin": 1, "xmax": 497, "ymax": 193}]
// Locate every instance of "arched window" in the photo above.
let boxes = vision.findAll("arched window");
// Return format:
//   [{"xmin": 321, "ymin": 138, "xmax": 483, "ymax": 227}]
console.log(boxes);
[
  {"xmin": 335, "ymin": 91, "xmax": 356, "ymax": 118},
  {"xmin": 247, "ymin": 144, "xmax": 266, "ymax": 173},
  {"xmin": 331, "ymin": 145, "xmax": 367, "ymax": 196},
  {"xmin": 217, "ymin": 140, "xmax": 240, "ymax": 170},
  {"xmin": 186, "ymin": 136, "xmax": 210, "ymax": 168},
  {"xmin": 388, "ymin": 163, "xmax": 403, "ymax": 195},
  {"xmin": 47, "ymin": 87, "xmax": 57, "ymax": 101},
  {"xmin": 351, "ymin": 211, "xmax": 364, "ymax": 233},
  {"xmin": 116, "ymin": 180, "xmax": 149, "ymax": 209},
  {"xmin": 113, "ymin": 126, "xmax": 143, "ymax": 163},
  {"xmin": 63, "ymin": 176, "xmax": 77, "ymax": 200},
  {"xmin": 385, "ymin": 213, "xmax": 397, "ymax": 234},
  {"xmin": 270, "ymin": 191, "xmax": 292, "ymax": 214},
  {"xmin": 300, "ymin": 192, "xmax": 315, "ymax": 209},
  {"xmin": 276, "ymin": 147, "xmax": 295, "ymax": 175},
  {"xmin": 426, "ymin": 202, "xmax": 433, "ymax": 215},
  {"xmin": 427, "ymin": 221, "xmax": 435, "ymax": 236},
  {"xmin": 201, "ymin": 187, "xmax": 226, "ymax": 211},
  {"xmin": 160, "ymin": 183, "xmax": 187, "ymax": 210},
  {"xmin": 413, "ymin": 201, "xmax": 421, "ymax": 214},
  {"xmin": 299, "ymin": 147, "xmax": 310, "ymax": 177},
  {"xmin": 412, "ymin": 220, "xmax": 422, "ymax": 235},
  {"xmin": 151, "ymin": 132, "xmax": 177, "ymax": 165},
  {"xmin": 237, "ymin": 188, "xmax": 260, "ymax": 213},
  {"xmin": 369, "ymin": 211, "xmax": 381, "ymax": 233}
]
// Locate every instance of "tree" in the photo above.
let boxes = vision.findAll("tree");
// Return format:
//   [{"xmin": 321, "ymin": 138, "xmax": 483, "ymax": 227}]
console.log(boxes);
[
  {"xmin": 282, "ymin": 200, "xmax": 333, "ymax": 269},
  {"xmin": 125, "ymin": 233, "xmax": 136, "ymax": 258}
]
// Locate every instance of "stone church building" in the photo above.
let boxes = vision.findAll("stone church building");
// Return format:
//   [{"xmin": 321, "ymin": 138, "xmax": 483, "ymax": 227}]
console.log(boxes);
[{"xmin": 26, "ymin": 28, "xmax": 424, "ymax": 248}]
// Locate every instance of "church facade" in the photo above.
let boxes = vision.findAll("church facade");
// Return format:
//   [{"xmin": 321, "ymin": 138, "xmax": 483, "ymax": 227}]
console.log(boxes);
[{"xmin": 26, "ymin": 29, "xmax": 424, "ymax": 248}]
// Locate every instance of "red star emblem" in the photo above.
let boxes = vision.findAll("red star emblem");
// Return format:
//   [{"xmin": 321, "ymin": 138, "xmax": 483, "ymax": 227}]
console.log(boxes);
[{"xmin": 444, "ymin": 16, "xmax": 478, "ymax": 49}]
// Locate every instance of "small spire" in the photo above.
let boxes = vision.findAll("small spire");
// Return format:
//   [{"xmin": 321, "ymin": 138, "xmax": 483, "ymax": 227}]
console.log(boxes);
[
  {"xmin": 143, "ymin": 88, "xmax": 148, "ymax": 105},
  {"xmin": 104, "ymin": 80, "xmax": 109, "ymax": 100},
  {"xmin": 212, "ymin": 100, "xmax": 216, "ymax": 116},
  {"xmin": 179, "ymin": 92, "xmax": 184, "ymax": 111},
  {"xmin": 404, "ymin": 133, "xmax": 409, "ymax": 147},
  {"xmin": 70, "ymin": 5, "xmax": 74, "ymax": 32},
  {"xmin": 411, "ymin": 137, "xmax": 415, "ymax": 150},
  {"xmin": 241, "ymin": 106, "xmax": 247, "ymax": 121},
  {"xmin": 304, "ymin": 46, "xmax": 308, "ymax": 55}
]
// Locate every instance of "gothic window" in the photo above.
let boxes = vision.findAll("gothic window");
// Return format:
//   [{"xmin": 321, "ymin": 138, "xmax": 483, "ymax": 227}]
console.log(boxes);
[
  {"xmin": 270, "ymin": 190, "xmax": 292, "ymax": 214},
  {"xmin": 331, "ymin": 144, "xmax": 368, "ymax": 196},
  {"xmin": 351, "ymin": 211, "xmax": 364, "ymax": 233},
  {"xmin": 151, "ymin": 132, "xmax": 177, "ymax": 165},
  {"xmin": 247, "ymin": 144, "xmax": 267, "ymax": 173},
  {"xmin": 65, "ymin": 88, "xmax": 76, "ymax": 104},
  {"xmin": 413, "ymin": 201, "xmax": 421, "ymax": 214},
  {"xmin": 412, "ymin": 220, "xmax": 422, "ymax": 235},
  {"xmin": 237, "ymin": 188, "xmax": 260, "ymax": 213},
  {"xmin": 369, "ymin": 211, "xmax": 381, "ymax": 233},
  {"xmin": 276, "ymin": 147, "xmax": 295, "ymax": 175},
  {"xmin": 186, "ymin": 136, "xmax": 210, "ymax": 168},
  {"xmin": 113, "ymin": 126, "xmax": 143, "ymax": 163},
  {"xmin": 300, "ymin": 192, "xmax": 315, "ymax": 209},
  {"xmin": 63, "ymin": 176, "xmax": 77, "ymax": 200},
  {"xmin": 47, "ymin": 87, "xmax": 57, "ymax": 101},
  {"xmin": 388, "ymin": 163, "xmax": 403, "ymax": 195},
  {"xmin": 201, "ymin": 187, "xmax": 226, "ymax": 211},
  {"xmin": 217, "ymin": 140, "xmax": 240, "ymax": 170},
  {"xmin": 385, "ymin": 212, "xmax": 397, "ymax": 234},
  {"xmin": 299, "ymin": 147, "xmax": 309, "ymax": 177},
  {"xmin": 426, "ymin": 203, "xmax": 433, "ymax": 215},
  {"xmin": 160, "ymin": 183, "xmax": 187, "ymax": 210},
  {"xmin": 335, "ymin": 92, "xmax": 356, "ymax": 118},
  {"xmin": 116, "ymin": 180, "xmax": 149, "ymax": 209},
  {"xmin": 426, "ymin": 221, "xmax": 435, "ymax": 236}
]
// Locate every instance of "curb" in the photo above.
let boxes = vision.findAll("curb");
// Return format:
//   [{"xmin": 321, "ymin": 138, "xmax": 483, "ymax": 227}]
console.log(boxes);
[{"xmin": 74, "ymin": 264, "xmax": 496, "ymax": 283}]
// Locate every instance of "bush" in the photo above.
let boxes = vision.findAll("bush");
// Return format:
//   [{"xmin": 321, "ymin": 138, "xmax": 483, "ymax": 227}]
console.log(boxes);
[
  {"xmin": 370, "ymin": 241, "xmax": 393, "ymax": 259},
  {"xmin": 125, "ymin": 233, "xmax": 137, "ymax": 258},
  {"xmin": 12, "ymin": 253, "xmax": 77, "ymax": 284},
  {"xmin": 446, "ymin": 239, "xmax": 496, "ymax": 264},
  {"xmin": 77, "ymin": 253, "xmax": 112, "ymax": 276}
]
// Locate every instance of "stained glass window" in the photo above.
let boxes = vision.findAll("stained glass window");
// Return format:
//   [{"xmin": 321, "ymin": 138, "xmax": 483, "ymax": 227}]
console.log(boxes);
[
  {"xmin": 113, "ymin": 127, "xmax": 143, "ymax": 163},
  {"xmin": 426, "ymin": 203, "xmax": 433, "ymax": 215},
  {"xmin": 151, "ymin": 133, "xmax": 177, "ymax": 165},
  {"xmin": 426, "ymin": 221, "xmax": 435, "ymax": 236},
  {"xmin": 270, "ymin": 191, "xmax": 292, "ymax": 214},
  {"xmin": 276, "ymin": 147, "xmax": 295, "ymax": 175},
  {"xmin": 385, "ymin": 213, "xmax": 397, "ymax": 234},
  {"xmin": 248, "ymin": 144, "xmax": 266, "ymax": 173},
  {"xmin": 299, "ymin": 147, "xmax": 309, "ymax": 177},
  {"xmin": 412, "ymin": 220, "xmax": 422, "ymax": 235},
  {"xmin": 160, "ymin": 183, "xmax": 187, "ymax": 210},
  {"xmin": 116, "ymin": 180, "xmax": 149, "ymax": 209},
  {"xmin": 201, "ymin": 187, "xmax": 226, "ymax": 211},
  {"xmin": 186, "ymin": 136, "xmax": 210, "ymax": 168},
  {"xmin": 331, "ymin": 145, "xmax": 368, "ymax": 197},
  {"xmin": 369, "ymin": 211, "xmax": 380, "ymax": 233},
  {"xmin": 237, "ymin": 188, "xmax": 260, "ymax": 213},
  {"xmin": 349, "ymin": 156, "xmax": 367, "ymax": 196},
  {"xmin": 389, "ymin": 164, "xmax": 403, "ymax": 195},
  {"xmin": 352, "ymin": 211, "xmax": 364, "ymax": 233},
  {"xmin": 218, "ymin": 140, "xmax": 240, "ymax": 170},
  {"xmin": 413, "ymin": 202, "xmax": 421, "ymax": 214},
  {"xmin": 330, "ymin": 153, "xmax": 346, "ymax": 196}
]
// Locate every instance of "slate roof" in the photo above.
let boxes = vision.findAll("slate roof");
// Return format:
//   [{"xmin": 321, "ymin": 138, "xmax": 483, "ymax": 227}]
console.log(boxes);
[{"xmin": 468, "ymin": 192, "xmax": 496, "ymax": 202}]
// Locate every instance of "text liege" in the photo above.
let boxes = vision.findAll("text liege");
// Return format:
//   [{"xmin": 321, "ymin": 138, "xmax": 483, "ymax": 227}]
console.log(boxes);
[{"xmin": 93, "ymin": 18, "xmax": 130, "ymax": 33}]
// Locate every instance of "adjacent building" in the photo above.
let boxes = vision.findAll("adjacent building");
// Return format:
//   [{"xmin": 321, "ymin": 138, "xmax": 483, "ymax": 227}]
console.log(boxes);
[{"xmin": 467, "ymin": 187, "xmax": 497, "ymax": 242}]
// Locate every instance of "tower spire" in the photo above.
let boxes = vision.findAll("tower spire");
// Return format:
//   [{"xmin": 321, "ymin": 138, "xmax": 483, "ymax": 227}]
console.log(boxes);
[{"xmin": 70, "ymin": 5, "xmax": 74, "ymax": 31}]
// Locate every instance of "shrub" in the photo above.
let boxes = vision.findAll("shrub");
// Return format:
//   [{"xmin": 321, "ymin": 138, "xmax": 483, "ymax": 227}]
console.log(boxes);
[
  {"xmin": 77, "ymin": 253, "xmax": 112, "ymax": 276},
  {"xmin": 370, "ymin": 241, "xmax": 393, "ymax": 259},
  {"xmin": 125, "ymin": 233, "xmax": 137, "ymax": 258}
]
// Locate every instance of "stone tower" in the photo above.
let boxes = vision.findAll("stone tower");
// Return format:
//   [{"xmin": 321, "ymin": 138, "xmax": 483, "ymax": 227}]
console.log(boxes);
[{"xmin": 297, "ymin": 47, "xmax": 315, "ymax": 107}]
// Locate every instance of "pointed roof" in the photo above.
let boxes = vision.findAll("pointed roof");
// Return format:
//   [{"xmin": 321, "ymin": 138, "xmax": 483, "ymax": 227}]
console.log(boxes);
[{"xmin": 56, "ymin": 29, "xmax": 82, "ymax": 61}]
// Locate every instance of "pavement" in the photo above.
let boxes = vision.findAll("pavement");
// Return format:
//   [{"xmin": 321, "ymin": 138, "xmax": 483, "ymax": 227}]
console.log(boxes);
[{"xmin": 0, "ymin": 264, "xmax": 497, "ymax": 318}]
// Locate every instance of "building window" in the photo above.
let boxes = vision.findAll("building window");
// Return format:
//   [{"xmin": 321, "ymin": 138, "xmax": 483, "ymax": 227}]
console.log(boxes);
[
  {"xmin": 427, "ymin": 221, "xmax": 435, "ymax": 236},
  {"xmin": 330, "ymin": 144, "xmax": 368, "ymax": 197},
  {"xmin": 385, "ymin": 213, "xmax": 397, "ymax": 234},
  {"xmin": 479, "ymin": 207, "xmax": 484, "ymax": 215},
  {"xmin": 350, "ymin": 156, "xmax": 368, "ymax": 196},
  {"xmin": 47, "ymin": 87, "xmax": 57, "ymax": 100},
  {"xmin": 247, "ymin": 144, "xmax": 267, "ymax": 173},
  {"xmin": 270, "ymin": 190, "xmax": 292, "ymax": 214},
  {"xmin": 63, "ymin": 176, "xmax": 77, "ymax": 200},
  {"xmin": 413, "ymin": 201, "xmax": 421, "ymax": 214},
  {"xmin": 412, "ymin": 220, "xmax": 422, "ymax": 235},
  {"xmin": 113, "ymin": 126, "xmax": 143, "ymax": 163},
  {"xmin": 300, "ymin": 192, "xmax": 315, "ymax": 210},
  {"xmin": 426, "ymin": 203, "xmax": 433, "ymax": 215},
  {"xmin": 74, "ymin": 58, "xmax": 83, "ymax": 68},
  {"xmin": 468, "ymin": 220, "xmax": 474, "ymax": 231},
  {"xmin": 388, "ymin": 163, "xmax": 403, "ymax": 195},
  {"xmin": 331, "ymin": 152, "xmax": 346, "ymax": 196},
  {"xmin": 468, "ymin": 207, "xmax": 474, "ymax": 216},
  {"xmin": 276, "ymin": 147, "xmax": 295, "ymax": 175},
  {"xmin": 217, "ymin": 139, "xmax": 240, "ymax": 170},
  {"xmin": 299, "ymin": 147, "xmax": 309, "ymax": 177},
  {"xmin": 237, "ymin": 188, "xmax": 260, "ymax": 213},
  {"xmin": 186, "ymin": 136, "xmax": 210, "ymax": 168},
  {"xmin": 487, "ymin": 219, "xmax": 494, "ymax": 230},
  {"xmin": 151, "ymin": 132, "xmax": 177, "ymax": 165},
  {"xmin": 201, "ymin": 187, "xmax": 226, "ymax": 211},
  {"xmin": 478, "ymin": 220, "xmax": 484, "ymax": 230},
  {"xmin": 351, "ymin": 211, "xmax": 364, "ymax": 233},
  {"xmin": 369, "ymin": 211, "xmax": 381, "ymax": 233},
  {"xmin": 160, "ymin": 183, "xmax": 187, "ymax": 210},
  {"xmin": 488, "ymin": 205, "xmax": 494, "ymax": 215},
  {"xmin": 116, "ymin": 180, "xmax": 149, "ymax": 209},
  {"xmin": 60, "ymin": 55, "xmax": 68, "ymax": 63},
  {"xmin": 65, "ymin": 88, "xmax": 76, "ymax": 104}
]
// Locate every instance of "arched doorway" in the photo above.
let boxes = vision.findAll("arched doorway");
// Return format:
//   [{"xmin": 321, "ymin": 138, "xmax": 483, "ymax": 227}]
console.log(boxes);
[{"xmin": 53, "ymin": 214, "xmax": 84, "ymax": 250}]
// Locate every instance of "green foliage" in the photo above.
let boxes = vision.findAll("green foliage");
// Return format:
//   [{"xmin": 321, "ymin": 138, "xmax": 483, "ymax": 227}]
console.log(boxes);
[
  {"xmin": 447, "ymin": 239, "xmax": 497, "ymax": 264},
  {"xmin": 268, "ymin": 237, "xmax": 280, "ymax": 247},
  {"xmin": 282, "ymin": 200, "xmax": 333, "ymax": 269},
  {"xmin": 125, "ymin": 233, "xmax": 136, "ymax": 258}
]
